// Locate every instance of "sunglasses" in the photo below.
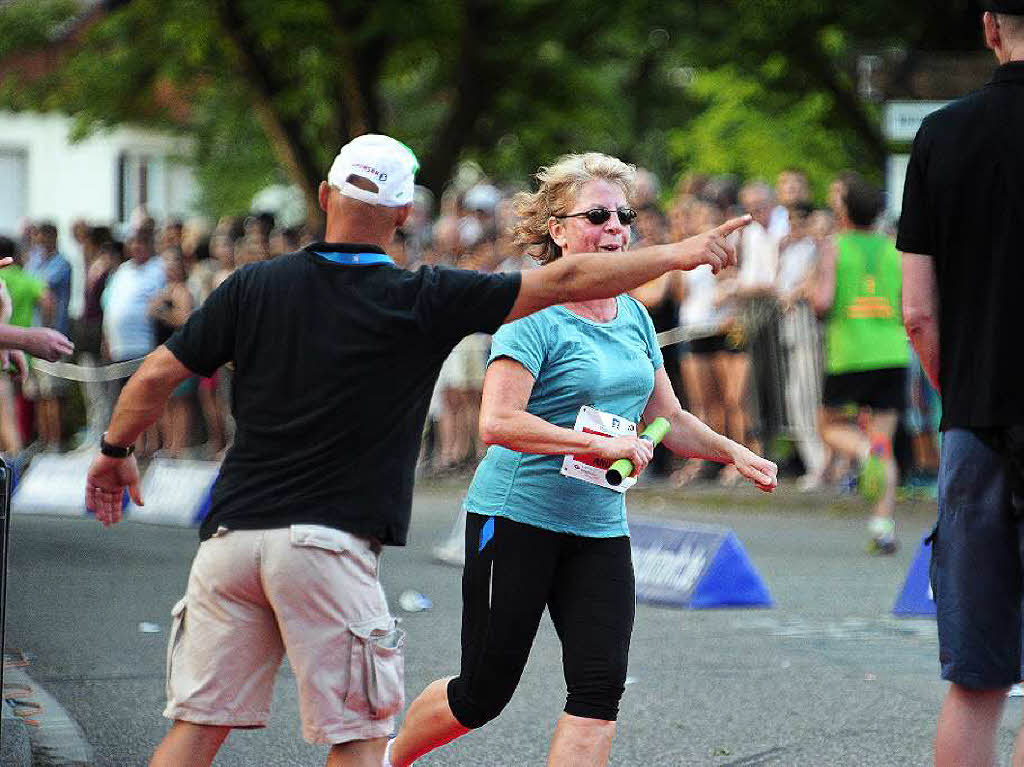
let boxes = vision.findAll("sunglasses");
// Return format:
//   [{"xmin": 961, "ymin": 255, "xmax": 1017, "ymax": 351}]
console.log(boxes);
[{"xmin": 556, "ymin": 207, "xmax": 637, "ymax": 226}]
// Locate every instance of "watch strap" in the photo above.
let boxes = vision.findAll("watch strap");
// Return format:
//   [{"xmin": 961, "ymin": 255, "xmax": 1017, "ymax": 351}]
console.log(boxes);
[{"xmin": 100, "ymin": 432, "xmax": 134, "ymax": 458}]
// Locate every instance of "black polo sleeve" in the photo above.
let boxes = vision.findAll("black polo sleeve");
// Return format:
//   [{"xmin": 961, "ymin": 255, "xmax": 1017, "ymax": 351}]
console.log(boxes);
[
  {"xmin": 414, "ymin": 266, "xmax": 522, "ymax": 340},
  {"xmin": 896, "ymin": 124, "xmax": 935, "ymax": 256},
  {"xmin": 165, "ymin": 270, "xmax": 241, "ymax": 376}
]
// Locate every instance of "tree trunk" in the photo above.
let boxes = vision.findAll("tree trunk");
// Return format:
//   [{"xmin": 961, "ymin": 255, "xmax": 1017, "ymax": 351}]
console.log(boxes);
[{"xmin": 214, "ymin": 0, "xmax": 328, "ymax": 228}]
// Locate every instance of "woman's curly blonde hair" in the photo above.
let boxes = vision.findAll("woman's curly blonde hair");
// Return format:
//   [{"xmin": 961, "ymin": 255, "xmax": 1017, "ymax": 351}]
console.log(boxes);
[{"xmin": 511, "ymin": 152, "xmax": 637, "ymax": 265}]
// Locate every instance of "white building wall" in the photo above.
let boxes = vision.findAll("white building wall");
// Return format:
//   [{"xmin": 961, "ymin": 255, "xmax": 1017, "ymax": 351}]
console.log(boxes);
[{"xmin": 0, "ymin": 110, "xmax": 197, "ymax": 316}]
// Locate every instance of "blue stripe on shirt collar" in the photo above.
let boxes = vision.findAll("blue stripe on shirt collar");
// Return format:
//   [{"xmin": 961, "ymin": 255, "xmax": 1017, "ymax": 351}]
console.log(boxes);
[{"xmin": 312, "ymin": 250, "xmax": 394, "ymax": 266}]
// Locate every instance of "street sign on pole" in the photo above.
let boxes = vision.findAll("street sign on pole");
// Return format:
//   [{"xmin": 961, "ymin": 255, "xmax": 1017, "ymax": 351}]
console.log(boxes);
[{"xmin": 883, "ymin": 101, "xmax": 949, "ymax": 142}]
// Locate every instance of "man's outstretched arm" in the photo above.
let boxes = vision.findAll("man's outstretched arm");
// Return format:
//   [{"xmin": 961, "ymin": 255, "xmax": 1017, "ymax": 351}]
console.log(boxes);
[{"xmin": 504, "ymin": 216, "xmax": 751, "ymax": 323}]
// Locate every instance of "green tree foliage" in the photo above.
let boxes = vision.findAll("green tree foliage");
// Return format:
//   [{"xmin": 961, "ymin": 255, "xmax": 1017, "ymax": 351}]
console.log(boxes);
[
  {"xmin": 667, "ymin": 63, "xmax": 871, "ymax": 201},
  {"xmin": 0, "ymin": 0, "xmax": 990, "ymax": 220},
  {"xmin": 0, "ymin": 0, "xmax": 77, "ymax": 59}
]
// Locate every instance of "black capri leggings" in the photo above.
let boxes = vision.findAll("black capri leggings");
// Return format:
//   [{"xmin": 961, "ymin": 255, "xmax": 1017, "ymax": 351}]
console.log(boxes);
[{"xmin": 447, "ymin": 513, "xmax": 635, "ymax": 729}]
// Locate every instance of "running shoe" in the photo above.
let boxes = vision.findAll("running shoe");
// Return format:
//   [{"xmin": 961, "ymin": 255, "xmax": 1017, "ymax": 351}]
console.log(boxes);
[{"xmin": 867, "ymin": 516, "xmax": 898, "ymax": 555}]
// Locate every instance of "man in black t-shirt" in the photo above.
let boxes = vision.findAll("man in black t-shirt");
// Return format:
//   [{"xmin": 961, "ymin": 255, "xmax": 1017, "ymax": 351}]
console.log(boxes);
[
  {"xmin": 898, "ymin": 4, "xmax": 1024, "ymax": 764},
  {"xmin": 85, "ymin": 134, "xmax": 751, "ymax": 767}
]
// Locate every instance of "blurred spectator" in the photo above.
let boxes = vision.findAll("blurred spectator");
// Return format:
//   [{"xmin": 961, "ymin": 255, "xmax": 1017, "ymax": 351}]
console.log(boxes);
[
  {"xmin": 103, "ymin": 222, "xmax": 165, "ymax": 363},
  {"xmin": 0, "ymin": 238, "xmax": 47, "ymax": 333},
  {"xmin": 632, "ymin": 205, "xmax": 669, "ymax": 249},
  {"xmin": 247, "ymin": 212, "xmax": 275, "ymax": 252},
  {"xmin": 180, "ymin": 217, "xmax": 210, "ymax": 269},
  {"xmin": 0, "ymin": 276, "xmax": 19, "ymax": 455},
  {"xmin": 70, "ymin": 217, "xmax": 91, "ymax": 319},
  {"xmin": 490, "ymin": 197, "xmax": 532, "ymax": 273},
  {"xmin": 770, "ymin": 168, "xmax": 811, "ymax": 238},
  {"xmin": 702, "ymin": 175, "xmax": 740, "ymax": 211},
  {"xmin": 807, "ymin": 208, "xmax": 835, "ymax": 244},
  {"xmin": 631, "ymin": 204, "xmax": 684, "ymax": 480},
  {"xmin": 25, "ymin": 221, "xmax": 73, "ymax": 449},
  {"xmin": 149, "ymin": 249, "xmax": 194, "ymax": 456},
  {"xmin": 463, "ymin": 183, "xmax": 501, "ymax": 243},
  {"xmin": 0, "ymin": 235, "xmax": 43, "ymax": 454},
  {"xmin": 77, "ymin": 226, "xmax": 118, "ymax": 442},
  {"xmin": 209, "ymin": 233, "xmax": 235, "ymax": 289},
  {"xmin": 735, "ymin": 182, "xmax": 785, "ymax": 460},
  {"xmin": 736, "ymin": 182, "xmax": 780, "ymax": 294},
  {"xmin": 675, "ymin": 201, "xmax": 749, "ymax": 485},
  {"xmin": 77, "ymin": 226, "xmax": 115, "ymax": 360},
  {"xmin": 102, "ymin": 221, "xmax": 166, "ymax": 455},
  {"xmin": 186, "ymin": 237, "xmax": 216, "ymax": 307},
  {"xmin": 675, "ymin": 172, "xmax": 710, "ymax": 201},
  {"xmin": 633, "ymin": 167, "xmax": 660, "ymax": 208},
  {"xmin": 161, "ymin": 218, "xmax": 184, "ymax": 254},
  {"xmin": 400, "ymin": 186, "xmax": 436, "ymax": 267},
  {"xmin": 431, "ymin": 222, "xmax": 486, "ymax": 471},
  {"xmin": 268, "ymin": 225, "xmax": 301, "ymax": 257},
  {"xmin": 813, "ymin": 172, "xmax": 908, "ymax": 554},
  {"xmin": 234, "ymin": 233, "xmax": 270, "ymax": 267},
  {"xmin": 776, "ymin": 202, "xmax": 826, "ymax": 489}
]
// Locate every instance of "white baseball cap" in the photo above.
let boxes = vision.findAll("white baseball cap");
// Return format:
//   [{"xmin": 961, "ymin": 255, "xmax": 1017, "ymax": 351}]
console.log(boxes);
[{"xmin": 327, "ymin": 134, "xmax": 419, "ymax": 207}]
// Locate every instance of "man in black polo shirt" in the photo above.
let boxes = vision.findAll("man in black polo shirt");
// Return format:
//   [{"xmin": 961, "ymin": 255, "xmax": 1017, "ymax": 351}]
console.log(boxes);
[
  {"xmin": 84, "ymin": 134, "xmax": 750, "ymax": 767},
  {"xmin": 898, "ymin": 4, "xmax": 1024, "ymax": 764}
]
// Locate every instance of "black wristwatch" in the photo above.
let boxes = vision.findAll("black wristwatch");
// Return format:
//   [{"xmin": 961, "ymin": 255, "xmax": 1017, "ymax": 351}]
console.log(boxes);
[{"xmin": 100, "ymin": 432, "xmax": 135, "ymax": 459}]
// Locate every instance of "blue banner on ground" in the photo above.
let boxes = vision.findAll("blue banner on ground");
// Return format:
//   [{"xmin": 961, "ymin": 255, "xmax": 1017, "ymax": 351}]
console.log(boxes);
[
  {"xmin": 892, "ymin": 531, "xmax": 936, "ymax": 617},
  {"xmin": 12, "ymin": 453, "xmax": 217, "ymax": 526},
  {"xmin": 12, "ymin": 452, "xmax": 94, "ymax": 518},
  {"xmin": 127, "ymin": 459, "xmax": 220, "ymax": 527},
  {"xmin": 630, "ymin": 517, "xmax": 773, "ymax": 609}
]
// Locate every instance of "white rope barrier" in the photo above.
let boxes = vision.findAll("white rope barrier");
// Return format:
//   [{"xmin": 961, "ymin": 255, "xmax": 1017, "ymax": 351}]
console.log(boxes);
[{"xmin": 33, "ymin": 357, "xmax": 145, "ymax": 382}]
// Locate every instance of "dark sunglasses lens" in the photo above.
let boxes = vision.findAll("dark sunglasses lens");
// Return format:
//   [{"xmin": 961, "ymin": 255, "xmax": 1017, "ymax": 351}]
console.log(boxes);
[
  {"xmin": 618, "ymin": 208, "xmax": 637, "ymax": 225},
  {"xmin": 584, "ymin": 209, "xmax": 612, "ymax": 225}
]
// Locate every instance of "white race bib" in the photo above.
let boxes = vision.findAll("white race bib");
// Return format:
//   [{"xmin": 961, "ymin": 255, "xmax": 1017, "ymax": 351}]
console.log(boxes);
[{"xmin": 560, "ymin": 405, "xmax": 637, "ymax": 493}]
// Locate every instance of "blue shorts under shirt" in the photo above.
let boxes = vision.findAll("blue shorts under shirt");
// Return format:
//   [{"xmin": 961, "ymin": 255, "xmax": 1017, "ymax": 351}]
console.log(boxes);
[{"xmin": 466, "ymin": 294, "xmax": 664, "ymax": 538}]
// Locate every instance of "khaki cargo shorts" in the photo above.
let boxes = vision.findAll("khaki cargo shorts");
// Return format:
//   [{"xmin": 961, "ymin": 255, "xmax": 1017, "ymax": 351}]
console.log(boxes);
[{"xmin": 163, "ymin": 525, "xmax": 405, "ymax": 745}]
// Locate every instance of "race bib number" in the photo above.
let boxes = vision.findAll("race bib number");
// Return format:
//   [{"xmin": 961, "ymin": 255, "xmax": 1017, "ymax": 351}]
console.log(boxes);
[{"xmin": 560, "ymin": 405, "xmax": 637, "ymax": 493}]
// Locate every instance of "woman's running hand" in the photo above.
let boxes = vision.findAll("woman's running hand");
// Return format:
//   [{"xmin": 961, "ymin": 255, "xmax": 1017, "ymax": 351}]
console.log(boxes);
[
  {"xmin": 728, "ymin": 444, "xmax": 779, "ymax": 492},
  {"xmin": 590, "ymin": 435, "xmax": 655, "ymax": 477}
]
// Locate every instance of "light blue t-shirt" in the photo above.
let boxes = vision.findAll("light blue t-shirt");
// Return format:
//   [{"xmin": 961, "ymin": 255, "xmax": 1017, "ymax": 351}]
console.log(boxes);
[
  {"xmin": 101, "ymin": 257, "xmax": 167, "ymax": 361},
  {"xmin": 466, "ymin": 295, "xmax": 664, "ymax": 538}
]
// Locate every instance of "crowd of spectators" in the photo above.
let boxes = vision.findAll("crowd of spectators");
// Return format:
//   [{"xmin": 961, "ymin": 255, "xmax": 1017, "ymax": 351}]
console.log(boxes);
[
  {"xmin": 0, "ymin": 212, "xmax": 307, "ymax": 462},
  {"xmin": 0, "ymin": 163, "xmax": 940, "ymax": 498}
]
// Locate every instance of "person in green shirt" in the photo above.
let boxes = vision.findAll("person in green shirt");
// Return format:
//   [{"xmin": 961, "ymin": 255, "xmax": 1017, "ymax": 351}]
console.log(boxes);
[
  {"xmin": 0, "ymin": 257, "xmax": 46, "ymax": 329},
  {"xmin": 813, "ymin": 172, "xmax": 909, "ymax": 554},
  {"xmin": 0, "ymin": 236, "xmax": 75, "ymax": 453}
]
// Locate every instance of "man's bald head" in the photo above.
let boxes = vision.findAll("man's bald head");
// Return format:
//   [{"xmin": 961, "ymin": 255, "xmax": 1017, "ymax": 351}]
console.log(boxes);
[{"xmin": 317, "ymin": 179, "xmax": 411, "ymax": 254}]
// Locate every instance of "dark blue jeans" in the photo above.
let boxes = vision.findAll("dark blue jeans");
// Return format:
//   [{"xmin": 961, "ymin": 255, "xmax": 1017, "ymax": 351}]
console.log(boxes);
[{"xmin": 931, "ymin": 428, "xmax": 1022, "ymax": 689}]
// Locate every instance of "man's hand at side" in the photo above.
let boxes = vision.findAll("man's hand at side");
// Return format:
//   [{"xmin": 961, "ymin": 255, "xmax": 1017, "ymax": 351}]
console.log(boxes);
[{"xmin": 86, "ymin": 453, "xmax": 144, "ymax": 527}]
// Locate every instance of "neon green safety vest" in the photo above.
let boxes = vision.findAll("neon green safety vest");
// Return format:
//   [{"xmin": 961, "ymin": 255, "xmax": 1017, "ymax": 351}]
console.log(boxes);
[{"xmin": 825, "ymin": 231, "xmax": 908, "ymax": 374}]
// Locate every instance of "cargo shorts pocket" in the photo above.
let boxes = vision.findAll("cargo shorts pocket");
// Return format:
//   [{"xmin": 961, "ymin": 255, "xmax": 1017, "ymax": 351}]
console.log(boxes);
[
  {"xmin": 165, "ymin": 597, "xmax": 188, "ymax": 701},
  {"xmin": 290, "ymin": 524, "xmax": 378, "ymax": 576},
  {"xmin": 344, "ymin": 615, "xmax": 406, "ymax": 720}
]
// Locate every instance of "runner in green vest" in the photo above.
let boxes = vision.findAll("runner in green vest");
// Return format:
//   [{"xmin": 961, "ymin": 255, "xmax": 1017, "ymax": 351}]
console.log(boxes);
[{"xmin": 813, "ymin": 172, "xmax": 909, "ymax": 554}]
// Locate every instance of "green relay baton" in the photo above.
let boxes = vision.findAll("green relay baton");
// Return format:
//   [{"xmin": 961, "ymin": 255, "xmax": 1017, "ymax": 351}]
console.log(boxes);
[{"xmin": 605, "ymin": 417, "xmax": 671, "ymax": 486}]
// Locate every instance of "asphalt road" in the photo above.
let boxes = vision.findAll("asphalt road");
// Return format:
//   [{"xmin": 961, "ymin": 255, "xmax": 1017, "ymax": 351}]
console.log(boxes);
[{"xmin": 7, "ymin": 484, "xmax": 1022, "ymax": 766}]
